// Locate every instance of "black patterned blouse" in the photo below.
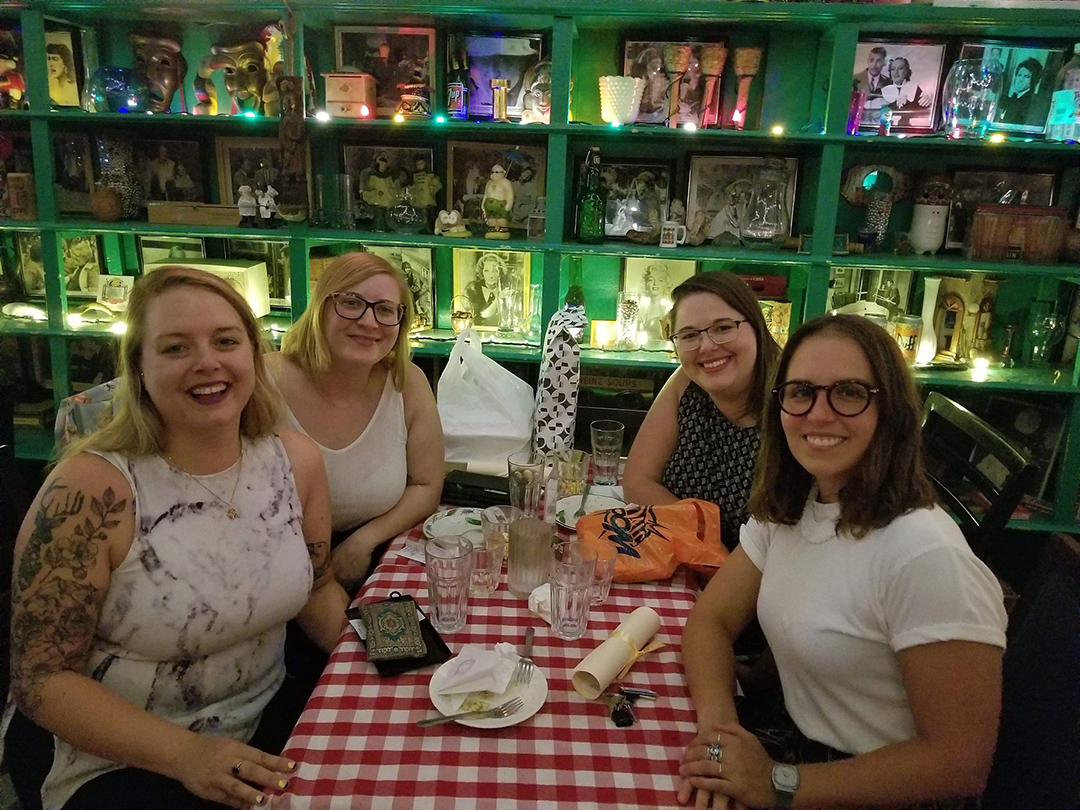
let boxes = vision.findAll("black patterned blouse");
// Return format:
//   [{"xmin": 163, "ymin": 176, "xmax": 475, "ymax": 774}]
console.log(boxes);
[{"xmin": 660, "ymin": 381, "xmax": 762, "ymax": 551}]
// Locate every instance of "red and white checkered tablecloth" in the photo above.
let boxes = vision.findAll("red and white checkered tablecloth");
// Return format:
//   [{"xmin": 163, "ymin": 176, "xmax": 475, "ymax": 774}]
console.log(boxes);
[{"xmin": 273, "ymin": 522, "xmax": 702, "ymax": 810}]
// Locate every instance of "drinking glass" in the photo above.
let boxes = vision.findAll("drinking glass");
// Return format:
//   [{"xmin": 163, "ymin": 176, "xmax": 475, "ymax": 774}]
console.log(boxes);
[
  {"xmin": 463, "ymin": 528, "xmax": 504, "ymax": 597},
  {"xmin": 481, "ymin": 504, "xmax": 523, "ymax": 557},
  {"xmin": 590, "ymin": 420, "xmax": 624, "ymax": 486},
  {"xmin": 507, "ymin": 517, "xmax": 554, "ymax": 598},
  {"xmin": 508, "ymin": 451, "xmax": 547, "ymax": 518},
  {"xmin": 549, "ymin": 541, "xmax": 597, "ymax": 641},
  {"xmin": 591, "ymin": 544, "xmax": 618, "ymax": 607},
  {"xmin": 552, "ymin": 449, "xmax": 590, "ymax": 499},
  {"xmin": 424, "ymin": 536, "xmax": 473, "ymax": 632}
]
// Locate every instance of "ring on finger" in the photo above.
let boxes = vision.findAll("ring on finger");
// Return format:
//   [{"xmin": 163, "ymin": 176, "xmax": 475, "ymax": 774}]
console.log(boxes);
[
  {"xmin": 231, "ymin": 759, "xmax": 244, "ymax": 777},
  {"xmin": 706, "ymin": 742, "xmax": 723, "ymax": 763}
]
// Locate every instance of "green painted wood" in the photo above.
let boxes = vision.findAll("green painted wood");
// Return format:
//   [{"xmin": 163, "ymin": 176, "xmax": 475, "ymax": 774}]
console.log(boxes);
[
  {"xmin": 14, "ymin": 425, "xmax": 55, "ymax": 462},
  {"xmin": 1053, "ymin": 397, "xmax": 1080, "ymax": 525},
  {"xmin": 288, "ymin": 235, "xmax": 309, "ymax": 320},
  {"xmin": 824, "ymin": 24, "xmax": 859, "ymax": 135}
]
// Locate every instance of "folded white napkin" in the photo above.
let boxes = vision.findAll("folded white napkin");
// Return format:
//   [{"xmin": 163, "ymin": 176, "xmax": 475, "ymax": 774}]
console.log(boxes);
[
  {"xmin": 528, "ymin": 583, "xmax": 552, "ymax": 625},
  {"xmin": 436, "ymin": 643, "xmax": 519, "ymax": 711}
]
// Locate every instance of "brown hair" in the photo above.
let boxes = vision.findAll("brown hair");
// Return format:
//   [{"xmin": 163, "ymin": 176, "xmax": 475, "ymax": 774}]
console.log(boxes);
[
  {"xmin": 668, "ymin": 271, "xmax": 782, "ymax": 423},
  {"xmin": 66, "ymin": 265, "xmax": 280, "ymax": 459},
  {"xmin": 748, "ymin": 314, "xmax": 937, "ymax": 537},
  {"xmin": 281, "ymin": 252, "xmax": 414, "ymax": 389}
]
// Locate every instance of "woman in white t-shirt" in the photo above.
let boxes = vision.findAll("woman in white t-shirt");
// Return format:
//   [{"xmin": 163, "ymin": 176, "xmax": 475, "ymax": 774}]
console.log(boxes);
[{"xmin": 677, "ymin": 314, "xmax": 1006, "ymax": 810}]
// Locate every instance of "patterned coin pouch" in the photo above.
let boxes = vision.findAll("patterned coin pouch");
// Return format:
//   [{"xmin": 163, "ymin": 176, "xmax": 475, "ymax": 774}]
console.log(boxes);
[{"xmin": 357, "ymin": 592, "xmax": 427, "ymax": 661}]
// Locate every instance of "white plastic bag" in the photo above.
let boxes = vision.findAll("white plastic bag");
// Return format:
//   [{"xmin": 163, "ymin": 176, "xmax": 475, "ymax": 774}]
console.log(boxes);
[{"xmin": 438, "ymin": 329, "xmax": 535, "ymax": 471}]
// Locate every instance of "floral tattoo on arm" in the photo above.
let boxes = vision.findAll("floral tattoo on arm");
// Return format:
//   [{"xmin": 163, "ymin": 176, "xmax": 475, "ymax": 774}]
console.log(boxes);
[{"xmin": 10, "ymin": 481, "xmax": 126, "ymax": 718}]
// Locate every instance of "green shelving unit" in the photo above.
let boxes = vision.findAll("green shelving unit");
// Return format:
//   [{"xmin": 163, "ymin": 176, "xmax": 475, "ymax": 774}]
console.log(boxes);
[{"xmin": 2, "ymin": 0, "xmax": 1079, "ymax": 530}]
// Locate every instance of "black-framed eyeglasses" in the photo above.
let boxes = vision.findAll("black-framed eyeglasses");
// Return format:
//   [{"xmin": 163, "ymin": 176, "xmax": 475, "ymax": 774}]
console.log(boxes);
[
  {"xmin": 331, "ymin": 293, "xmax": 405, "ymax": 326},
  {"xmin": 669, "ymin": 319, "xmax": 748, "ymax": 352},
  {"xmin": 772, "ymin": 380, "xmax": 880, "ymax": 417}
]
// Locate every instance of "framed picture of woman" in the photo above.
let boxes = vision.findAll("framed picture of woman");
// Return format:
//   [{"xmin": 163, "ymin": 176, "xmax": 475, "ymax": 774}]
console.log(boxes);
[
  {"xmin": 451, "ymin": 248, "xmax": 531, "ymax": 332},
  {"xmin": 852, "ymin": 40, "xmax": 946, "ymax": 133},
  {"xmin": 45, "ymin": 29, "xmax": 82, "ymax": 107},
  {"xmin": 622, "ymin": 257, "xmax": 697, "ymax": 348},
  {"xmin": 959, "ymin": 41, "xmax": 1068, "ymax": 135}
]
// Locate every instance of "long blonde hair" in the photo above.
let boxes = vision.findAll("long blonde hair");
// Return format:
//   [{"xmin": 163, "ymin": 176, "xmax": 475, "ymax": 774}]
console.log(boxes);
[
  {"xmin": 281, "ymin": 252, "xmax": 414, "ymax": 389},
  {"xmin": 65, "ymin": 265, "xmax": 281, "ymax": 459}
]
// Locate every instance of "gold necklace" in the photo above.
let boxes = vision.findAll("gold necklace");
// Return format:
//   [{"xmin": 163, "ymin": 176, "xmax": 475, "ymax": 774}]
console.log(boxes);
[{"xmin": 164, "ymin": 446, "xmax": 244, "ymax": 520}]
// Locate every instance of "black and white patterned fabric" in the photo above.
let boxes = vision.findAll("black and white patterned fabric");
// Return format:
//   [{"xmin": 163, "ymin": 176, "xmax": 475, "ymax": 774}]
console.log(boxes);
[
  {"xmin": 533, "ymin": 305, "xmax": 588, "ymax": 455},
  {"xmin": 661, "ymin": 382, "xmax": 761, "ymax": 551}
]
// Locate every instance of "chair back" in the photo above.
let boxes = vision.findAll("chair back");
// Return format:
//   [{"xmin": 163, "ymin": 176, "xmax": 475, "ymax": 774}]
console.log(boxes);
[
  {"xmin": 920, "ymin": 392, "xmax": 1037, "ymax": 556},
  {"xmin": 982, "ymin": 532, "xmax": 1080, "ymax": 809}
]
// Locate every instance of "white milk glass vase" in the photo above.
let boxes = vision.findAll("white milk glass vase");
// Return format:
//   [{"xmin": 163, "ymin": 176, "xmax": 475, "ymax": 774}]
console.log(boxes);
[
  {"xmin": 908, "ymin": 203, "xmax": 949, "ymax": 255},
  {"xmin": 915, "ymin": 276, "xmax": 942, "ymax": 365}
]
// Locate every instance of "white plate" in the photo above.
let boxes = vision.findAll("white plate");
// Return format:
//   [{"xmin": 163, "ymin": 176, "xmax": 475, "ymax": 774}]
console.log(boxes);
[
  {"xmin": 555, "ymin": 494, "xmax": 626, "ymax": 530},
  {"xmin": 422, "ymin": 507, "xmax": 484, "ymax": 540},
  {"xmin": 428, "ymin": 656, "xmax": 548, "ymax": 728},
  {"xmin": 2, "ymin": 302, "xmax": 47, "ymax": 321}
]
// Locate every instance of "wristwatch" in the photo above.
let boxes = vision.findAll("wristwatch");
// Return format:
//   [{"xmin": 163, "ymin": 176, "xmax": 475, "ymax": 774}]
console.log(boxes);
[{"xmin": 771, "ymin": 762, "xmax": 800, "ymax": 809}]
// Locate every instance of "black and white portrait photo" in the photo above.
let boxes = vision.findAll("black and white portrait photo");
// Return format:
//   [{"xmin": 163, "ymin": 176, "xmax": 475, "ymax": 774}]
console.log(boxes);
[
  {"xmin": 854, "ymin": 40, "xmax": 946, "ymax": 132},
  {"xmin": 447, "ymin": 142, "xmax": 546, "ymax": 232},
  {"xmin": 334, "ymin": 26, "xmax": 435, "ymax": 117},
  {"xmin": 53, "ymin": 132, "xmax": 93, "ymax": 212},
  {"xmin": 583, "ymin": 159, "xmax": 672, "ymax": 239},
  {"xmin": 452, "ymin": 248, "xmax": 531, "ymax": 332},
  {"xmin": 365, "ymin": 245, "xmax": 434, "ymax": 331},
  {"xmin": 960, "ymin": 42, "xmax": 1067, "ymax": 135},
  {"xmin": 622, "ymin": 257, "xmax": 696, "ymax": 348},
  {"xmin": 216, "ymin": 136, "xmax": 298, "ymax": 206},
  {"xmin": 134, "ymin": 139, "xmax": 203, "ymax": 203},
  {"xmin": 685, "ymin": 156, "xmax": 798, "ymax": 245},
  {"xmin": 453, "ymin": 33, "xmax": 543, "ymax": 120},
  {"xmin": 623, "ymin": 41, "xmax": 724, "ymax": 126}
]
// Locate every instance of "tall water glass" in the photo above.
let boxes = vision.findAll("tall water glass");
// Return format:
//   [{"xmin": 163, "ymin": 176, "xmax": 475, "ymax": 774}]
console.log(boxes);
[
  {"xmin": 481, "ymin": 504, "xmax": 523, "ymax": 557},
  {"xmin": 507, "ymin": 517, "xmax": 554, "ymax": 598},
  {"xmin": 424, "ymin": 536, "xmax": 473, "ymax": 632},
  {"xmin": 590, "ymin": 420, "xmax": 624, "ymax": 486},
  {"xmin": 508, "ymin": 451, "xmax": 547, "ymax": 517},
  {"xmin": 591, "ymin": 543, "xmax": 618, "ymax": 607},
  {"xmin": 550, "ymin": 541, "xmax": 597, "ymax": 641}
]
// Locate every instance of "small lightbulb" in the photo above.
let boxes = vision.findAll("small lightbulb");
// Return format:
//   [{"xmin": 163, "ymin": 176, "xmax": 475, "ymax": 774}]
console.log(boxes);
[
  {"xmin": 896, "ymin": 133, "xmax": 907, "ymax": 139},
  {"xmin": 314, "ymin": 110, "xmax": 331, "ymax": 123},
  {"xmin": 973, "ymin": 356, "xmax": 990, "ymax": 370},
  {"xmin": 435, "ymin": 115, "xmax": 446, "ymax": 123},
  {"xmin": 393, "ymin": 113, "xmax": 405, "ymax": 123},
  {"xmin": 771, "ymin": 125, "xmax": 784, "ymax": 136},
  {"xmin": 243, "ymin": 111, "xmax": 257, "ymax": 119},
  {"xmin": 989, "ymin": 133, "xmax": 1005, "ymax": 144},
  {"xmin": 683, "ymin": 122, "xmax": 697, "ymax": 132},
  {"xmin": 359, "ymin": 104, "xmax": 370, "ymax": 118},
  {"xmin": 109, "ymin": 322, "xmax": 128, "ymax": 335},
  {"xmin": 66, "ymin": 313, "xmax": 83, "ymax": 328},
  {"xmin": 609, "ymin": 120, "xmax": 621, "ymax": 128}
]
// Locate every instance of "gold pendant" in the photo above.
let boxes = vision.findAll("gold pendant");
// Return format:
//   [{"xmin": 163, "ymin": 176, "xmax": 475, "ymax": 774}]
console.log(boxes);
[{"xmin": 226, "ymin": 507, "xmax": 239, "ymax": 519}]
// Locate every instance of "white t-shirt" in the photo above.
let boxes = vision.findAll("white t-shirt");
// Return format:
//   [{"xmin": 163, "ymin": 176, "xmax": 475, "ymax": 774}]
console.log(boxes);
[{"xmin": 741, "ymin": 499, "xmax": 1007, "ymax": 755}]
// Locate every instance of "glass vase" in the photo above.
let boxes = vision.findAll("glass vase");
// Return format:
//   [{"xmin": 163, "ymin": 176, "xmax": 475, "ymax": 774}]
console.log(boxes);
[
  {"xmin": 941, "ymin": 59, "xmax": 1003, "ymax": 140},
  {"xmin": 739, "ymin": 169, "xmax": 789, "ymax": 249}
]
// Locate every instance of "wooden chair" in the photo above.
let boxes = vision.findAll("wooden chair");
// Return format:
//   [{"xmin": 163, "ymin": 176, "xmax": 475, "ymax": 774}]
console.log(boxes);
[
  {"xmin": 920, "ymin": 391, "xmax": 1037, "ymax": 562},
  {"xmin": 982, "ymin": 532, "xmax": 1080, "ymax": 809}
]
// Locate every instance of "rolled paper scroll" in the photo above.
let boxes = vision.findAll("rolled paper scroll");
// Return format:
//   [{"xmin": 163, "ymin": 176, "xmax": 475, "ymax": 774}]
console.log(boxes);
[
  {"xmin": 571, "ymin": 606, "xmax": 663, "ymax": 699},
  {"xmin": 698, "ymin": 44, "xmax": 728, "ymax": 129},
  {"xmin": 732, "ymin": 46, "xmax": 763, "ymax": 130},
  {"xmin": 662, "ymin": 44, "xmax": 693, "ymax": 129}
]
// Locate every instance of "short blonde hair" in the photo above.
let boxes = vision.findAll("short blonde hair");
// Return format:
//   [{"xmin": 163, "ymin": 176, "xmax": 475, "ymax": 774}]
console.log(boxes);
[
  {"xmin": 281, "ymin": 252, "xmax": 414, "ymax": 389},
  {"xmin": 66, "ymin": 265, "xmax": 281, "ymax": 459}
]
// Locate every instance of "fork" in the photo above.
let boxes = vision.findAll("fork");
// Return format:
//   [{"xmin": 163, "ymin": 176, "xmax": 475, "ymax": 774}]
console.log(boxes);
[
  {"xmin": 510, "ymin": 626, "xmax": 536, "ymax": 688},
  {"xmin": 573, "ymin": 483, "xmax": 593, "ymax": 520},
  {"xmin": 417, "ymin": 697, "xmax": 525, "ymax": 727}
]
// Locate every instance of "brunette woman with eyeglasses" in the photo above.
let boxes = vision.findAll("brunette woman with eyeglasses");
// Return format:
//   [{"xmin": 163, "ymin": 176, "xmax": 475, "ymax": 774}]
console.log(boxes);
[
  {"xmin": 267, "ymin": 252, "xmax": 443, "ymax": 592},
  {"xmin": 678, "ymin": 315, "xmax": 1005, "ymax": 810},
  {"xmin": 623, "ymin": 272, "xmax": 781, "ymax": 550}
]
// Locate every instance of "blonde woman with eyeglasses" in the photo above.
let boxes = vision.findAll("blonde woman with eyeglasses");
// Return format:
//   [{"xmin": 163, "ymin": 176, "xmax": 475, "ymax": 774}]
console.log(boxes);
[
  {"xmin": 623, "ymin": 271, "xmax": 780, "ymax": 550},
  {"xmin": 267, "ymin": 252, "xmax": 443, "ymax": 593}
]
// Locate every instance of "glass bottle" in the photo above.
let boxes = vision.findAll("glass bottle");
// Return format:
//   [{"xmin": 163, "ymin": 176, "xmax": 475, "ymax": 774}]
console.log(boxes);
[
  {"xmin": 565, "ymin": 255, "xmax": 586, "ymax": 308},
  {"xmin": 447, "ymin": 51, "xmax": 470, "ymax": 119},
  {"xmin": 576, "ymin": 146, "xmax": 604, "ymax": 244}
]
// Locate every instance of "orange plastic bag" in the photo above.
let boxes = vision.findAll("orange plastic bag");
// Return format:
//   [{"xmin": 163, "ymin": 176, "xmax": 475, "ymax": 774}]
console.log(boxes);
[{"xmin": 576, "ymin": 499, "xmax": 728, "ymax": 583}]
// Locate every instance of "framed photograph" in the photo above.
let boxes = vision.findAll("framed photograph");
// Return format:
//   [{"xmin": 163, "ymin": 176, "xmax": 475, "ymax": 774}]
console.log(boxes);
[
  {"xmin": 853, "ymin": 40, "xmax": 946, "ymax": 132},
  {"xmin": 453, "ymin": 32, "xmax": 544, "ymax": 119},
  {"xmin": 364, "ymin": 245, "xmax": 434, "ymax": 331},
  {"xmin": 134, "ymin": 140, "xmax": 204, "ymax": 204},
  {"xmin": 579, "ymin": 159, "xmax": 672, "ymax": 239},
  {"xmin": 227, "ymin": 239, "xmax": 291, "ymax": 304},
  {"xmin": 623, "ymin": 41, "xmax": 724, "ymax": 126},
  {"xmin": 216, "ymin": 136, "xmax": 306, "ymax": 207},
  {"xmin": 53, "ymin": 132, "xmax": 94, "ymax": 213},
  {"xmin": 685, "ymin": 155, "xmax": 798, "ymax": 244},
  {"xmin": 334, "ymin": 26, "xmax": 435, "ymax": 117},
  {"xmin": 0, "ymin": 132, "xmax": 33, "ymax": 218},
  {"xmin": 946, "ymin": 170, "xmax": 1055, "ymax": 250},
  {"xmin": 622, "ymin": 257, "xmax": 697, "ymax": 348},
  {"xmin": 137, "ymin": 236, "xmax": 206, "ymax": 268},
  {"xmin": 97, "ymin": 275, "xmax": 135, "ymax": 311},
  {"xmin": 16, "ymin": 233, "xmax": 103, "ymax": 298},
  {"xmin": 447, "ymin": 141, "xmax": 546, "ymax": 232},
  {"xmin": 45, "ymin": 28, "xmax": 82, "ymax": 107},
  {"xmin": 343, "ymin": 145, "xmax": 434, "ymax": 224},
  {"xmin": 984, "ymin": 395, "xmax": 1066, "ymax": 499},
  {"xmin": 32, "ymin": 336, "xmax": 117, "ymax": 392},
  {"xmin": 451, "ymin": 248, "xmax": 531, "ymax": 332},
  {"xmin": 959, "ymin": 41, "xmax": 1068, "ymax": 135}
]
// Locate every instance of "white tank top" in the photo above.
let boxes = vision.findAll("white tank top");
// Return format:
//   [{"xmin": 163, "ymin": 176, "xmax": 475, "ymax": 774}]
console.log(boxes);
[
  {"xmin": 42, "ymin": 436, "xmax": 311, "ymax": 809},
  {"xmin": 280, "ymin": 373, "xmax": 409, "ymax": 533}
]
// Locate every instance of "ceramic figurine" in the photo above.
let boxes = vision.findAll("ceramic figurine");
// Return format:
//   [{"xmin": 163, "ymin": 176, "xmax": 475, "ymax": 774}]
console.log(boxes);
[
  {"xmin": 434, "ymin": 208, "xmax": 471, "ymax": 237},
  {"xmin": 260, "ymin": 23, "xmax": 285, "ymax": 117},
  {"xmin": 395, "ymin": 60, "xmax": 432, "ymax": 119},
  {"xmin": 237, "ymin": 185, "xmax": 258, "ymax": 226},
  {"xmin": 408, "ymin": 155, "xmax": 442, "ymax": 229},
  {"xmin": 258, "ymin": 184, "xmax": 279, "ymax": 227},
  {"xmin": 277, "ymin": 74, "xmax": 307, "ymax": 210},
  {"xmin": 0, "ymin": 31, "xmax": 26, "ymax": 110},
  {"xmin": 360, "ymin": 150, "xmax": 400, "ymax": 232},
  {"xmin": 519, "ymin": 60, "xmax": 551, "ymax": 125},
  {"xmin": 129, "ymin": 34, "xmax": 186, "ymax": 113},
  {"xmin": 482, "ymin": 163, "xmax": 514, "ymax": 239},
  {"xmin": 194, "ymin": 40, "xmax": 270, "ymax": 116}
]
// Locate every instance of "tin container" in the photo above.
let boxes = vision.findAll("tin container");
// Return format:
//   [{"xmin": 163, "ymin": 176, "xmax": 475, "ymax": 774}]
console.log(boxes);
[{"xmin": 894, "ymin": 314, "xmax": 922, "ymax": 364}]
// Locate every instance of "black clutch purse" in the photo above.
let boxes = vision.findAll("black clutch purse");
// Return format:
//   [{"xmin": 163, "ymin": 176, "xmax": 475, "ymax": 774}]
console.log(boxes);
[{"xmin": 345, "ymin": 592, "xmax": 452, "ymax": 676}]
